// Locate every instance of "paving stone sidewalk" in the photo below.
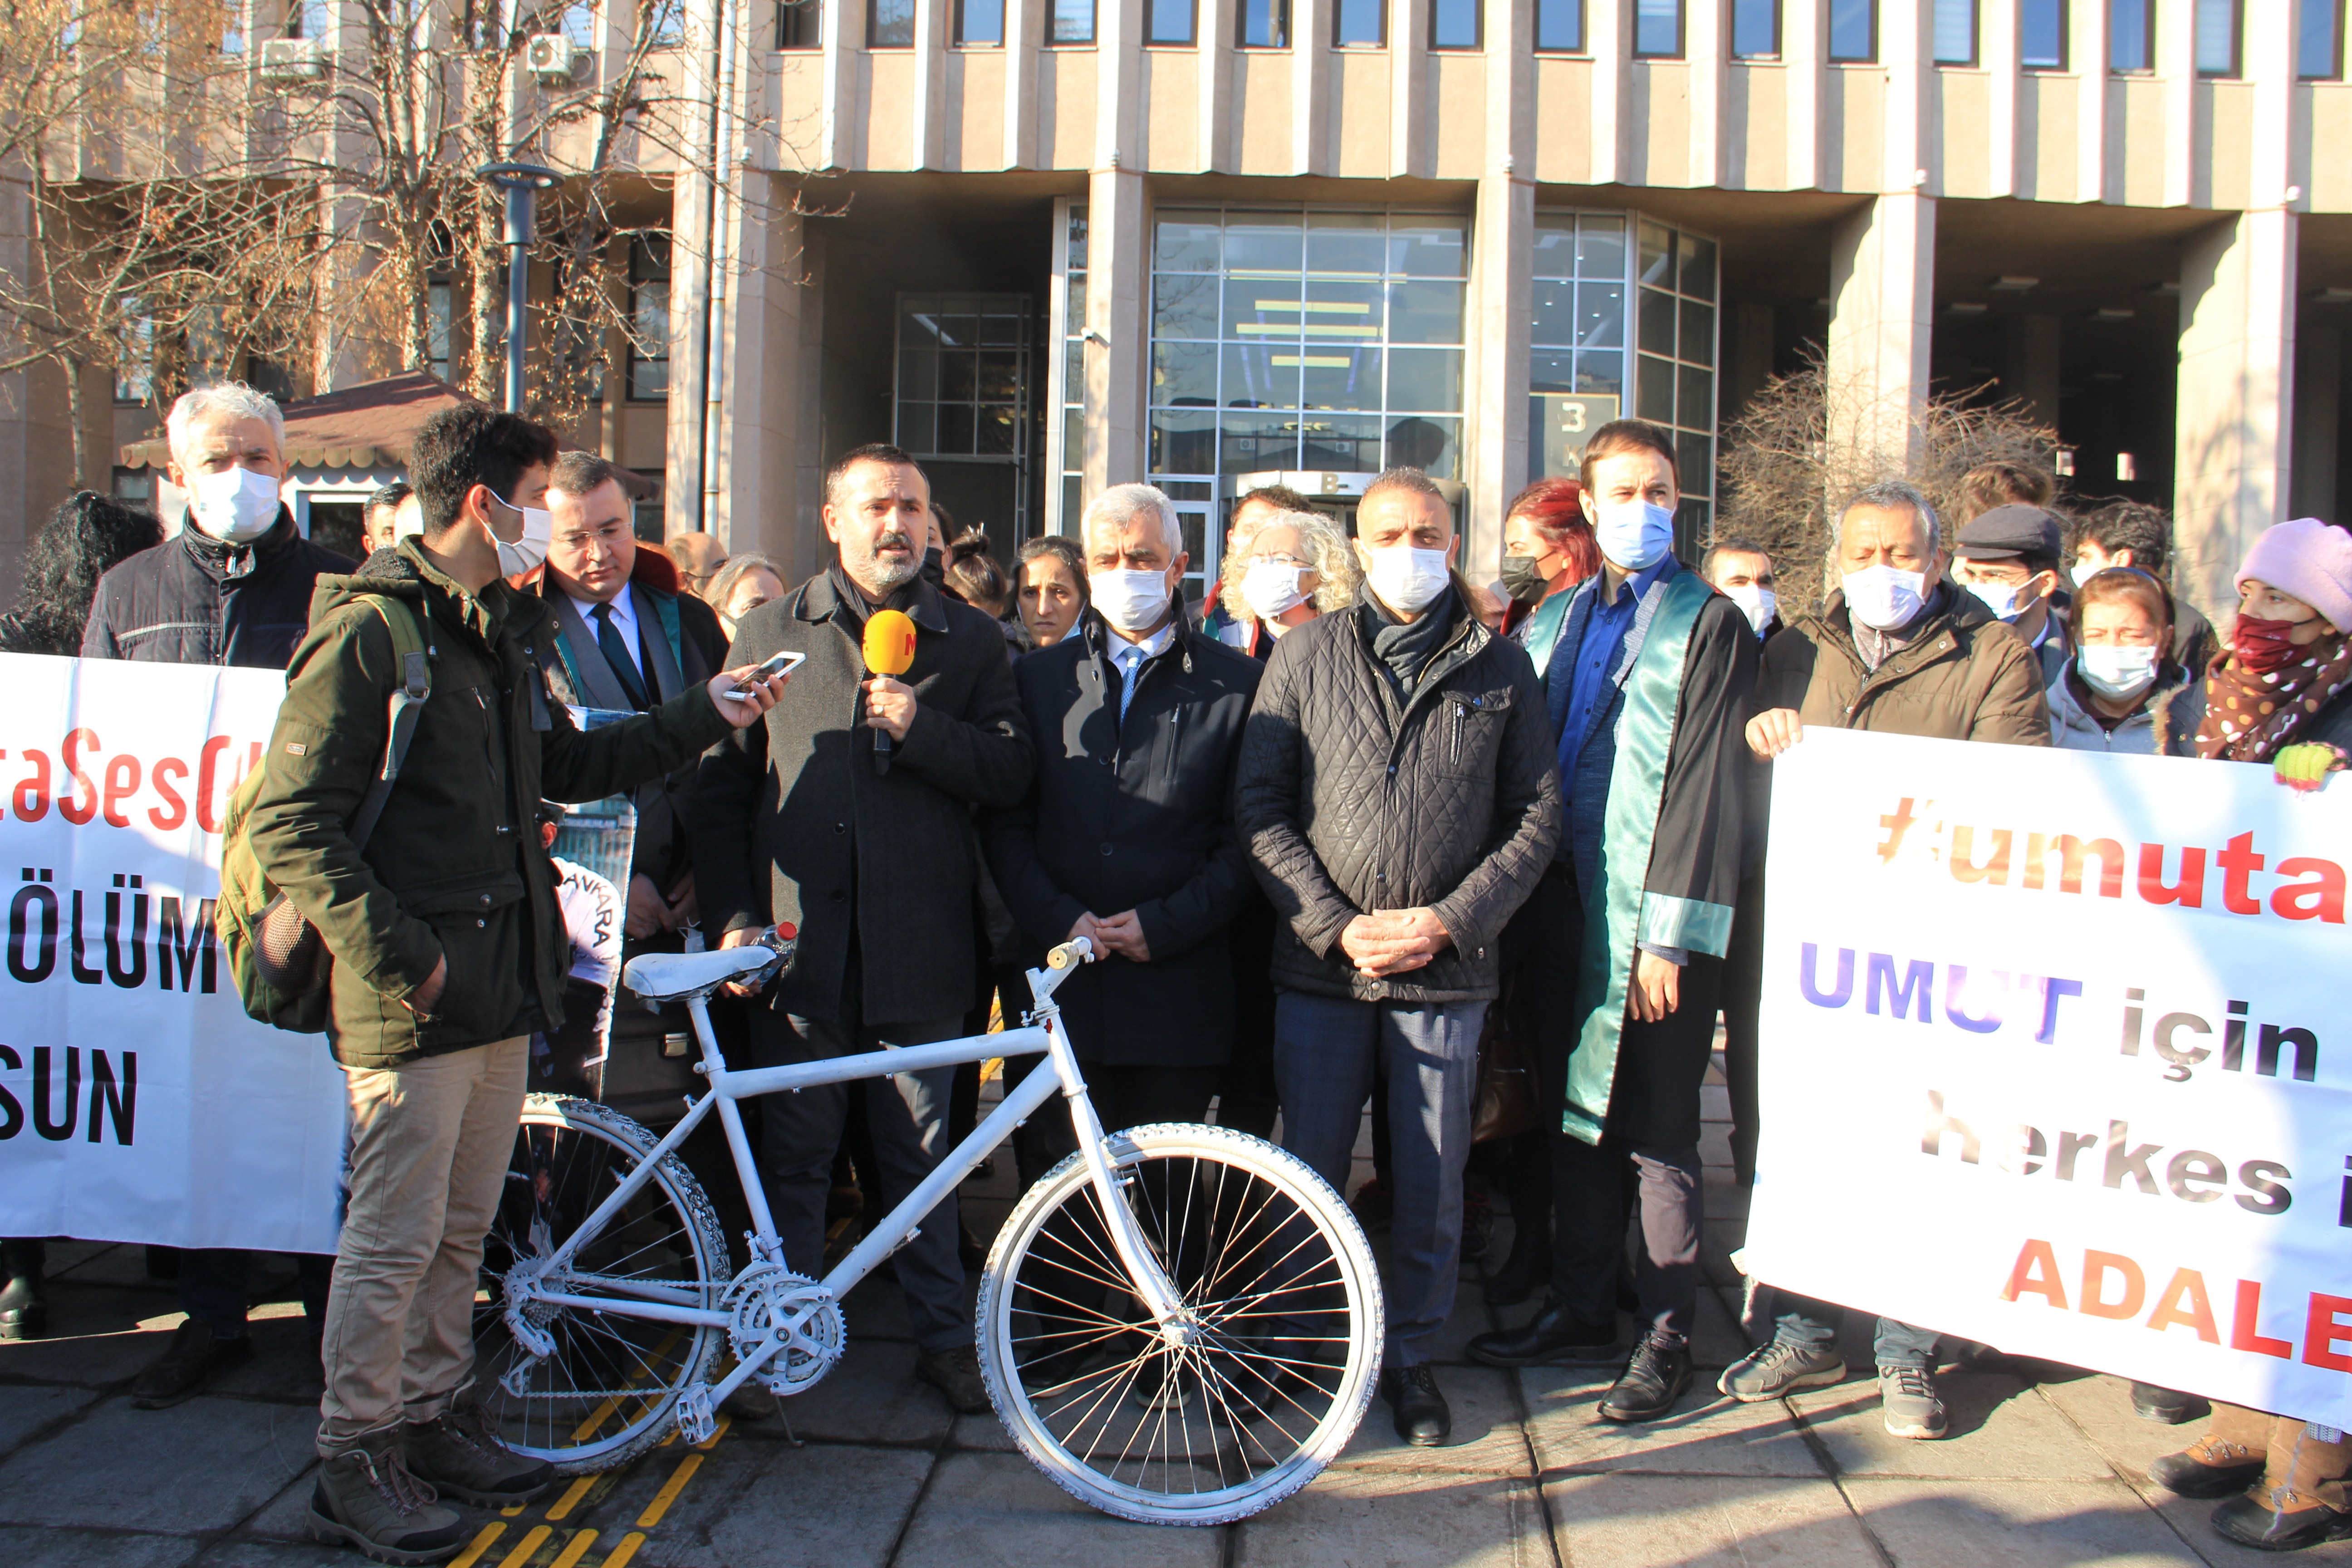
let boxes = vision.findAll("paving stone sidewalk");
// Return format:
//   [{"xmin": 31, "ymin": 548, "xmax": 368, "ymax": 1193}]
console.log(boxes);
[{"xmin": 3, "ymin": 1053, "xmax": 2343, "ymax": 1568}]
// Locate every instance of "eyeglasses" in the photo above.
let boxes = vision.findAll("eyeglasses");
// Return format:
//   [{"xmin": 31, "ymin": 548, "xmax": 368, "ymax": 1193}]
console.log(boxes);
[{"xmin": 1244, "ymin": 552, "xmax": 1310, "ymax": 568}]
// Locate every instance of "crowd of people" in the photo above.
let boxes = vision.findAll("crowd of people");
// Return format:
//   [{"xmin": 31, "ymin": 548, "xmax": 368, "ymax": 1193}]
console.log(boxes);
[{"xmin": 3, "ymin": 378, "xmax": 2351, "ymax": 1561}]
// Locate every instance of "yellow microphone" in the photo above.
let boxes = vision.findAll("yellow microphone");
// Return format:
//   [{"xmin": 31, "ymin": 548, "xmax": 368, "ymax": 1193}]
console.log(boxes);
[{"xmin": 862, "ymin": 608, "xmax": 916, "ymax": 773}]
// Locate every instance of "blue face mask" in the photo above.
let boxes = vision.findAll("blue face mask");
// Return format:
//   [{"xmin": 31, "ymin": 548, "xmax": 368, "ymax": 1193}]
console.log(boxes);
[{"xmin": 1594, "ymin": 499, "xmax": 1675, "ymax": 573}]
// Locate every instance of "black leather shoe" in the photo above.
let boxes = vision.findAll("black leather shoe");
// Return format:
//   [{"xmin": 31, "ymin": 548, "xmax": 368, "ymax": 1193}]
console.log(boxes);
[
  {"xmin": 2211, "ymin": 1491, "xmax": 2352, "ymax": 1551},
  {"xmin": 2131, "ymin": 1382, "xmax": 2200, "ymax": 1424},
  {"xmin": 131, "ymin": 1319, "xmax": 254, "ymax": 1409},
  {"xmin": 1467, "ymin": 1296, "xmax": 1623, "ymax": 1368},
  {"xmin": 1599, "ymin": 1336, "xmax": 1693, "ymax": 1423},
  {"xmin": 1380, "ymin": 1364, "xmax": 1451, "ymax": 1446}
]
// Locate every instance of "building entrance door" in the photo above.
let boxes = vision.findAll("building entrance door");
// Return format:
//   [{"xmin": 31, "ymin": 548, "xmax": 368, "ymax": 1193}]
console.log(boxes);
[{"xmin": 892, "ymin": 292, "xmax": 1034, "ymax": 549}]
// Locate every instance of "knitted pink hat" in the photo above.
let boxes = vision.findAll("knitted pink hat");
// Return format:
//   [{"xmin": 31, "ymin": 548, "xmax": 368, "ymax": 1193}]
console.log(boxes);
[{"xmin": 2236, "ymin": 518, "xmax": 2352, "ymax": 634}]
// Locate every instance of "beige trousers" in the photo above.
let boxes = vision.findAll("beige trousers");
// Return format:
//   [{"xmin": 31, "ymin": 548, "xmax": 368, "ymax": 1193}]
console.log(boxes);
[{"xmin": 317, "ymin": 1036, "xmax": 528, "ymax": 1455}]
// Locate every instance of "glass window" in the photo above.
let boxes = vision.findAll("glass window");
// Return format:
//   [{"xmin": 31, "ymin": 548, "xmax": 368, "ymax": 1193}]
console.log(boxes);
[
  {"xmin": 2021, "ymin": 0, "xmax": 2064, "ymax": 68},
  {"xmin": 1430, "ymin": 0, "xmax": 1477, "ymax": 48},
  {"xmin": 1535, "ymin": 0, "xmax": 1583, "ymax": 50},
  {"xmin": 957, "ymin": 0, "xmax": 1004, "ymax": 43},
  {"xmin": 1052, "ymin": 0, "xmax": 1095, "ymax": 41},
  {"xmin": 1828, "ymin": 0, "xmax": 1873, "ymax": 60},
  {"xmin": 2110, "ymin": 0, "xmax": 2151, "ymax": 69},
  {"xmin": 639, "ymin": 0, "xmax": 686, "ymax": 46},
  {"xmin": 558, "ymin": 1, "xmax": 599, "ymax": 47},
  {"xmin": 869, "ymin": 0, "xmax": 913, "ymax": 45},
  {"xmin": 777, "ymin": 0, "xmax": 819, "ymax": 45},
  {"xmin": 2195, "ymin": 0, "xmax": 2238, "ymax": 75},
  {"xmin": 1149, "ymin": 0, "xmax": 1195, "ymax": 43},
  {"xmin": 1334, "ymin": 0, "xmax": 1382, "ymax": 44},
  {"xmin": 897, "ymin": 294, "xmax": 1031, "ymax": 460},
  {"xmin": 1633, "ymin": 0, "xmax": 1680, "ymax": 56},
  {"xmin": 628, "ymin": 236, "xmax": 669, "ymax": 401},
  {"xmin": 2301, "ymin": 0, "xmax": 2343, "ymax": 78},
  {"xmin": 115, "ymin": 302, "xmax": 154, "ymax": 404},
  {"xmin": 1239, "ymin": 0, "xmax": 1288, "ymax": 46},
  {"xmin": 285, "ymin": 0, "xmax": 331, "ymax": 38},
  {"xmin": 1731, "ymin": 0, "xmax": 1777, "ymax": 58},
  {"xmin": 1932, "ymin": 0, "xmax": 1975, "ymax": 63}
]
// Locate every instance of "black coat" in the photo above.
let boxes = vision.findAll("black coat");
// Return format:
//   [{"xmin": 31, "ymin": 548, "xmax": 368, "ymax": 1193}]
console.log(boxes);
[
  {"xmin": 691, "ymin": 569, "xmax": 1034, "ymax": 1027},
  {"xmin": 81, "ymin": 508, "xmax": 355, "ymax": 669},
  {"xmin": 1234, "ymin": 592, "xmax": 1563, "ymax": 1004},
  {"xmin": 985, "ymin": 618, "xmax": 1262, "ymax": 1067}
]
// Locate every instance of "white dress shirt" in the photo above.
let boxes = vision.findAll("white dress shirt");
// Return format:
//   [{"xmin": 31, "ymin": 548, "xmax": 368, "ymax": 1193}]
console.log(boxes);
[{"xmin": 1108, "ymin": 620, "xmax": 1177, "ymax": 723}]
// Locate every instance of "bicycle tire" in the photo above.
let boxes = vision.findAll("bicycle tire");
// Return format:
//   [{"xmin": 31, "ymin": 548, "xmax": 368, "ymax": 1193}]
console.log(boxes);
[
  {"xmin": 473, "ymin": 1093, "xmax": 730, "ymax": 1474},
  {"xmin": 975, "ymin": 1122, "xmax": 1382, "ymax": 1526}
]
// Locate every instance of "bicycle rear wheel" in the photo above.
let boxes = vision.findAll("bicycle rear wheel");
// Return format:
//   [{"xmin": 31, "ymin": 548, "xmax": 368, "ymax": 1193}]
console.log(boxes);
[
  {"xmin": 473, "ymin": 1094, "xmax": 729, "ymax": 1473},
  {"xmin": 975, "ymin": 1123, "xmax": 1381, "ymax": 1526}
]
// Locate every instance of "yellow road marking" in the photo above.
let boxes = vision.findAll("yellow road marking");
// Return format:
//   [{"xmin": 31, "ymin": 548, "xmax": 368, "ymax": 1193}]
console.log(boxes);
[
  {"xmin": 549, "ymin": 1529, "xmax": 599, "ymax": 1568},
  {"xmin": 501, "ymin": 1501, "xmax": 529, "ymax": 1517},
  {"xmin": 544, "ymin": 1475, "xmax": 598, "ymax": 1521},
  {"xmin": 450, "ymin": 1523, "xmax": 505, "ymax": 1568},
  {"xmin": 494, "ymin": 1524, "xmax": 552, "ymax": 1567},
  {"xmin": 603, "ymin": 1531, "xmax": 649, "ymax": 1568},
  {"xmin": 635, "ymin": 1451, "xmax": 703, "ymax": 1528},
  {"xmin": 692, "ymin": 1414, "xmax": 732, "ymax": 1451}
]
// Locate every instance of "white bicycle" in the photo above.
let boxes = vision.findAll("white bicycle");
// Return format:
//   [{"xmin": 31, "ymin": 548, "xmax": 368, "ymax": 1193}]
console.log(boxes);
[{"xmin": 474, "ymin": 933, "xmax": 1382, "ymax": 1525}]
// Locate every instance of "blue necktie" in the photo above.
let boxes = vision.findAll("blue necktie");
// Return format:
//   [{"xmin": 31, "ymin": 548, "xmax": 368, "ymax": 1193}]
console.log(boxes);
[{"xmin": 591, "ymin": 602, "xmax": 651, "ymax": 710}]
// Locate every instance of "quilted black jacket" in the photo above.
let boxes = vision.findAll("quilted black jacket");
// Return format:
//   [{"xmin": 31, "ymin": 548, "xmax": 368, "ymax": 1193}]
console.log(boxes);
[
  {"xmin": 1234, "ymin": 595, "xmax": 1562, "ymax": 1003},
  {"xmin": 81, "ymin": 507, "xmax": 354, "ymax": 669}
]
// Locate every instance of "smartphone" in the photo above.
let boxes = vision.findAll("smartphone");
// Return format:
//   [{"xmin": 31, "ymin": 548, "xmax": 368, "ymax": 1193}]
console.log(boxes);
[{"xmin": 720, "ymin": 649, "xmax": 805, "ymax": 700}]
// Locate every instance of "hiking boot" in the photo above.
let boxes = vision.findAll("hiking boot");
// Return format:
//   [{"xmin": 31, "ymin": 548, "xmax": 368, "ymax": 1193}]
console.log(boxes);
[
  {"xmin": 1380, "ymin": 1363, "xmax": 1451, "ymax": 1446},
  {"xmin": 1879, "ymin": 1363, "xmax": 1948, "ymax": 1440},
  {"xmin": 1717, "ymin": 1340, "xmax": 1847, "ymax": 1402},
  {"xmin": 2131, "ymin": 1382, "xmax": 2199, "ymax": 1424},
  {"xmin": 2150, "ymin": 1433, "xmax": 2269, "ymax": 1498},
  {"xmin": 309, "ymin": 1436, "xmax": 465, "ymax": 1565},
  {"xmin": 1599, "ymin": 1335, "xmax": 1693, "ymax": 1423},
  {"xmin": 0, "ymin": 1240, "xmax": 46, "ymax": 1341},
  {"xmin": 402, "ymin": 1403, "xmax": 552, "ymax": 1508},
  {"xmin": 131, "ymin": 1319, "xmax": 254, "ymax": 1409},
  {"xmin": 2211, "ymin": 1491, "xmax": 2352, "ymax": 1552},
  {"xmin": 916, "ymin": 1344, "xmax": 992, "ymax": 1414},
  {"xmin": 1467, "ymin": 1295, "xmax": 1623, "ymax": 1368}
]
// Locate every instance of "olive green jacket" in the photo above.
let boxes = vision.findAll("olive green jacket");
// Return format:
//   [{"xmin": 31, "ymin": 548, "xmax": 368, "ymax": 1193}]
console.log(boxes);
[{"xmin": 245, "ymin": 540, "xmax": 735, "ymax": 1069}]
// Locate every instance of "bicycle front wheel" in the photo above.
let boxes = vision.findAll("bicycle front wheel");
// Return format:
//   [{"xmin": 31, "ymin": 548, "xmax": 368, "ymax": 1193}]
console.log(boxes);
[
  {"xmin": 975, "ymin": 1122, "xmax": 1382, "ymax": 1526},
  {"xmin": 473, "ymin": 1094, "xmax": 730, "ymax": 1474}
]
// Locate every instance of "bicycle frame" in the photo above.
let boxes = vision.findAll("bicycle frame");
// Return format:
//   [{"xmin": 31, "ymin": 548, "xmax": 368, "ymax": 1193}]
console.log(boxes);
[{"xmin": 502, "ymin": 949, "xmax": 1190, "ymax": 1417}]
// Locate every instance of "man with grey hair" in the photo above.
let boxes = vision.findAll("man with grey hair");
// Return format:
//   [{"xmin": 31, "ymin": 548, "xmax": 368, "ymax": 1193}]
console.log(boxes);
[
  {"xmin": 1726, "ymin": 475, "xmax": 2048, "ymax": 1440},
  {"xmin": 985, "ymin": 479, "xmax": 1261, "ymax": 1199},
  {"xmin": 79, "ymin": 381, "xmax": 353, "ymax": 1412},
  {"xmin": 83, "ymin": 381, "xmax": 353, "ymax": 666}
]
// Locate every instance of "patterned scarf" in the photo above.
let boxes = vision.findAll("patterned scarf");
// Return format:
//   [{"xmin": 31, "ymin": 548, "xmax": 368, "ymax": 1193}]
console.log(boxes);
[{"xmin": 2195, "ymin": 630, "xmax": 2352, "ymax": 762}]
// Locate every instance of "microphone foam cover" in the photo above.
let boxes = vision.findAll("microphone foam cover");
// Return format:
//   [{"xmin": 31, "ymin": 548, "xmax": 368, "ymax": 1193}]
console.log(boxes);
[{"xmin": 863, "ymin": 608, "xmax": 917, "ymax": 676}]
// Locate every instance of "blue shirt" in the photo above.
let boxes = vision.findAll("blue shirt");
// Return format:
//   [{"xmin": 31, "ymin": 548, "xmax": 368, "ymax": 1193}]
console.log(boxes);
[{"xmin": 1553, "ymin": 556, "xmax": 1675, "ymax": 781}]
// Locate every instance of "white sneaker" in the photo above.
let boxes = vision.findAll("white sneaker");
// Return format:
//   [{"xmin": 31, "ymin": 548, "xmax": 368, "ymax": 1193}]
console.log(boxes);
[
  {"xmin": 1879, "ymin": 1363, "xmax": 1949, "ymax": 1439},
  {"xmin": 1715, "ymin": 1341, "xmax": 1847, "ymax": 1402}
]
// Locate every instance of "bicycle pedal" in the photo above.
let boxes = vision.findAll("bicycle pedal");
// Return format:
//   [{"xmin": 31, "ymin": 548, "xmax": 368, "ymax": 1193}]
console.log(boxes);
[{"xmin": 675, "ymin": 1383, "xmax": 716, "ymax": 1445}]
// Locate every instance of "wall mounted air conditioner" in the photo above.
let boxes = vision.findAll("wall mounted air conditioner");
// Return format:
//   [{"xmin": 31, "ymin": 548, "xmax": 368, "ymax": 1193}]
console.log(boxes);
[
  {"xmin": 258, "ymin": 37, "xmax": 328, "ymax": 85},
  {"xmin": 525, "ymin": 33, "xmax": 585, "ymax": 84}
]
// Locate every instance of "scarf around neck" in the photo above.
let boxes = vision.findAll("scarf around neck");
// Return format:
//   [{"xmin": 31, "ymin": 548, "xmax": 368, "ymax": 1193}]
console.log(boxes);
[{"xmin": 2195, "ymin": 630, "xmax": 2352, "ymax": 762}]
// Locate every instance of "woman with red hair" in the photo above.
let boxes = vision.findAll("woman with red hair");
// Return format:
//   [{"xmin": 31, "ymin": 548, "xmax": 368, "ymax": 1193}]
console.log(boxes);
[{"xmin": 1499, "ymin": 476, "xmax": 1599, "ymax": 666}]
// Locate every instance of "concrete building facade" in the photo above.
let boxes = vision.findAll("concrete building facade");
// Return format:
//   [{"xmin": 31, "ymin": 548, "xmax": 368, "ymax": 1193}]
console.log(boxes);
[{"xmin": 9, "ymin": 0, "xmax": 2352, "ymax": 619}]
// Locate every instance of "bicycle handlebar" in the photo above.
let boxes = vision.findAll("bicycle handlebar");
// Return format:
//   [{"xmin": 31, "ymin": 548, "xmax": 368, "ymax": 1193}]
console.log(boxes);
[{"xmin": 1044, "ymin": 936, "xmax": 1096, "ymax": 971}]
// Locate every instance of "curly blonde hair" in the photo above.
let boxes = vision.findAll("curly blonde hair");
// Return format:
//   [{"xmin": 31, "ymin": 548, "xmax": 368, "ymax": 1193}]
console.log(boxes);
[{"xmin": 1218, "ymin": 508, "xmax": 1361, "ymax": 622}]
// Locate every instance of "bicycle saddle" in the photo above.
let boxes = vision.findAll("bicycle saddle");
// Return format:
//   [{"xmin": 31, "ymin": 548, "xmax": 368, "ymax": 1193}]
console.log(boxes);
[{"xmin": 623, "ymin": 945, "xmax": 779, "ymax": 1002}]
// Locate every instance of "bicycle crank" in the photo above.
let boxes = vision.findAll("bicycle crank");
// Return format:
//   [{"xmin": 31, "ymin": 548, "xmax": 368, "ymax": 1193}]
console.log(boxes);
[{"xmin": 721, "ymin": 1264, "xmax": 846, "ymax": 1397}]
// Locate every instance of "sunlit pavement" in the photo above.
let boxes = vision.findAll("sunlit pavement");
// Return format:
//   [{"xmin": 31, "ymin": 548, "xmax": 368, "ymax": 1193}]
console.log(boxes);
[{"xmin": 5, "ymin": 1049, "xmax": 2343, "ymax": 1568}]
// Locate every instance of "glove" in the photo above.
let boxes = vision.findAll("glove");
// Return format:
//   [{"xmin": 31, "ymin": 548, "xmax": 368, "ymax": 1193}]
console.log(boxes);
[{"xmin": 2272, "ymin": 742, "xmax": 2348, "ymax": 792}]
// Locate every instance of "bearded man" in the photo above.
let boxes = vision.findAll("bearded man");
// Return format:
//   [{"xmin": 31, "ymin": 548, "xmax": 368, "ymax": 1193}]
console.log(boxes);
[{"xmin": 690, "ymin": 443, "xmax": 1034, "ymax": 1416}]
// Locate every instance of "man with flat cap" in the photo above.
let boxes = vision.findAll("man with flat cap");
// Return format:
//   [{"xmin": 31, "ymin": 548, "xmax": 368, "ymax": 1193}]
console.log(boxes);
[{"xmin": 1949, "ymin": 503, "xmax": 2072, "ymax": 685}]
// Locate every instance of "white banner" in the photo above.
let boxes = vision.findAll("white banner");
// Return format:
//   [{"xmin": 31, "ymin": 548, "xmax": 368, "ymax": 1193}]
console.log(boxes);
[
  {"xmin": 1744, "ymin": 729, "xmax": 2352, "ymax": 1427},
  {"xmin": 0, "ymin": 652, "xmax": 346, "ymax": 1254}
]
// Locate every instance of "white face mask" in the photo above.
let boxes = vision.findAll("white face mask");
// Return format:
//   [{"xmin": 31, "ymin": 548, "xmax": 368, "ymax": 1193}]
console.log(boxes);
[
  {"xmin": 1593, "ymin": 499, "xmax": 1675, "ymax": 573},
  {"xmin": 1240, "ymin": 561, "xmax": 1309, "ymax": 621},
  {"xmin": 1966, "ymin": 579, "xmax": 2026, "ymax": 621},
  {"xmin": 1843, "ymin": 564, "xmax": 1928, "ymax": 632},
  {"xmin": 2078, "ymin": 643, "xmax": 2160, "ymax": 701},
  {"xmin": 1723, "ymin": 583, "xmax": 1777, "ymax": 638},
  {"xmin": 1362, "ymin": 544, "xmax": 1452, "ymax": 615},
  {"xmin": 2069, "ymin": 561, "xmax": 2102, "ymax": 589},
  {"xmin": 487, "ymin": 488, "xmax": 554, "ymax": 577},
  {"xmin": 186, "ymin": 466, "xmax": 282, "ymax": 544},
  {"xmin": 1088, "ymin": 568, "xmax": 1171, "ymax": 634}
]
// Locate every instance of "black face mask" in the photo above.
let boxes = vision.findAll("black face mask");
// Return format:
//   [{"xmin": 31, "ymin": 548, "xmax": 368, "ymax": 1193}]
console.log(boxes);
[
  {"xmin": 1499, "ymin": 553, "xmax": 1551, "ymax": 607},
  {"xmin": 920, "ymin": 546, "xmax": 946, "ymax": 587}
]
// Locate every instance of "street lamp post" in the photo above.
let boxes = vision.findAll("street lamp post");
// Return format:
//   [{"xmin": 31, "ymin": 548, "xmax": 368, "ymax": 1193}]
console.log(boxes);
[{"xmin": 475, "ymin": 162, "xmax": 563, "ymax": 414}]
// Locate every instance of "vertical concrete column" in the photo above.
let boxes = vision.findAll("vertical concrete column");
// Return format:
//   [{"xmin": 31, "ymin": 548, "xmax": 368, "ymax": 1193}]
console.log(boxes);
[
  {"xmin": 1291, "ymin": 0, "xmax": 1329, "ymax": 173},
  {"xmin": 1096, "ymin": 0, "xmax": 1143, "ymax": 168},
  {"xmin": 1781, "ymin": 0, "xmax": 1822, "ymax": 192},
  {"xmin": 1083, "ymin": 166, "xmax": 1147, "ymax": 494},
  {"xmin": 2003, "ymin": 314, "xmax": 2062, "ymax": 432},
  {"xmin": 911, "ymin": 0, "xmax": 947, "ymax": 167},
  {"xmin": 1980, "ymin": 0, "xmax": 2018, "ymax": 197},
  {"xmin": 0, "ymin": 172, "xmax": 31, "ymax": 605},
  {"xmin": 1197, "ymin": 0, "xmax": 1233, "ymax": 170},
  {"xmin": 1388, "ymin": 0, "xmax": 1429, "ymax": 178},
  {"xmin": 708, "ymin": 178, "xmax": 805, "ymax": 561},
  {"xmin": 791, "ymin": 229, "xmax": 831, "ymax": 583},
  {"xmin": 2291, "ymin": 327, "xmax": 2342, "ymax": 523},
  {"xmin": 1465, "ymin": 171, "xmax": 1532, "ymax": 580},
  {"xmin": 2156, "ymin": 0, "xmax": 2195, "ymax": 209},
  {"xmin": 1685, "ymin": 0, "xmax": 1726, "ymax": 188},
  {"xmin": 1586, "ymin": 0, "xmax": 1626, "ymax": 185},
  {"xmin": 1726, "ymin": 303, "xmax": 1777, "ymax": 416},
  {"xmin": 1004, "ymin": 0, "xmax": 1038, "ymax": 167},
  {"xmin": 2068, "ymin": 0, "xmax": 2107, "ymax": 202},
  {"xmin": 819, "ymin": 0, "xmax": 858, "ymax": 168},
  {"xmin": 1825, "ymin": 192, "xmax": 1936, "ymax": 475},
  {"xmin": 1879, "ymin": 0, "xmax": 1928, "ymax": 195},
  {"xmin": 2174, "ymin": 210, "xmax": 2299, "ymax": 618},
  {"xmin": 665, "ymin": 172, "xmax": 714, "ymax": 535}
]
